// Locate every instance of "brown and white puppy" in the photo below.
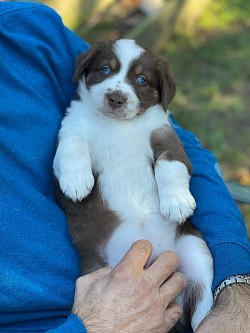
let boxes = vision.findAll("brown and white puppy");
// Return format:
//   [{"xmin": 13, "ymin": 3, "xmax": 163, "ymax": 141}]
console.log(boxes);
[{"xmin": 53, "ymin": 39, "xmax": 213, "ymax": 332}]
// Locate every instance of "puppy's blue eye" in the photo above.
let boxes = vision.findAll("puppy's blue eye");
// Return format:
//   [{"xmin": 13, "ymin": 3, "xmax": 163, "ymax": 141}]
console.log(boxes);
[
  {"xmin": 101, "ymin": 66, "xmax": 112, "ymax": 76},
  {"xmin": 136, "ymin": 76, "xmax": 147, "ymax": 85}
]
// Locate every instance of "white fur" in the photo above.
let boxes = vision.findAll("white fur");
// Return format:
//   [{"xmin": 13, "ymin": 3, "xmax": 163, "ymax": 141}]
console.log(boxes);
[
  {"xmin": 53, "ymin": 39, "xmax": 213, "ymax": 330},
  {"xmin": 54, "ymin": 136, "xmax": 94, "ymax": 202},
  {"xmin": 176, "ymin": 235, "xmax": 213, "ymax": 330},
  {"xmin": 155, "ymin": 160, "xmax": 196, "ymax": 223},
  {"xmin": 114, "ymin": 39, "xmax": 144, "ymax": 75}
]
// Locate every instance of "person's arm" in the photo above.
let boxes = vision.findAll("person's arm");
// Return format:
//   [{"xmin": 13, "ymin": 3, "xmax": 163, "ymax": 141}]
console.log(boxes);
[
  {"xmin": 169, "ymin": 115, "xmax": 250, "ymax": 332},
  {"xmin": 196, "ymin": 284, "xmax": 250, "ymax": 333}
]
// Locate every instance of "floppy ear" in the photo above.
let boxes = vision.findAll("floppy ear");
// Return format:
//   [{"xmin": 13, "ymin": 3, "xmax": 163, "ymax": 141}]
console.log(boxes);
[
  {"xmin": 157, "ymin": 59, "xmax": 176, "ymax": 111},
  {"xmin": 72, "ymin": 46, "xmax": 99, "ymax": 84}
]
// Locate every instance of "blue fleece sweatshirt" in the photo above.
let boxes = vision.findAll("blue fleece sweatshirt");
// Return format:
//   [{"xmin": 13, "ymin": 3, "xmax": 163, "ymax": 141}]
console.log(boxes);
[{"xmin": 0, "ymin": 2, "xmax": 249, "ymax": 333}]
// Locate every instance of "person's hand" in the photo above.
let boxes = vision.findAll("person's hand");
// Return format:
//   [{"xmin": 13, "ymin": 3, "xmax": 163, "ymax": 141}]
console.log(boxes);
[
  {"xmin": 72, "ymin": 240, "xmax": 186, "ymax": 333},
  {"xmin": 195, "ymin": 284, "xmax": 250, "ymax": 333}
]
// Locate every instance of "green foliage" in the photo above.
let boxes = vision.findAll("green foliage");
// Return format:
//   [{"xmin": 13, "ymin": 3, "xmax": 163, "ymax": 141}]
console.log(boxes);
[
  {"xmin": 164, "ymin": 0, "xmax": 250, "ymax": 170},
  {"xmin": 199, "ymin": 0, "xmax": 250, "ymax": 30}
]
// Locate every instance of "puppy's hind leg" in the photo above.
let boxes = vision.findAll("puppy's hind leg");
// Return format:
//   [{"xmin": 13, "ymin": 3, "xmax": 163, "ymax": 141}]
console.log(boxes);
[{"xmin": 176, "ymin": 234, "xmax": 214, "ymax": 332}]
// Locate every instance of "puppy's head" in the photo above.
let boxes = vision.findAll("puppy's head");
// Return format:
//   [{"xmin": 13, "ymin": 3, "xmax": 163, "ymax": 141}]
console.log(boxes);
[{"xmin": 73, "ymin": 39, "xmax": 176, "ymax": 120}]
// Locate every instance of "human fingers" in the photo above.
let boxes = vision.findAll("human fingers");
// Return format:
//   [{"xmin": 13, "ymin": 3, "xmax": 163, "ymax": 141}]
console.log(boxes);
[
  {"xmin": 146, "ymin": 250, "xmax": 180, "ymax": 286},
  {"xmin": 160, "ymin": 272, "xmax": 187, "ymax": 307},
  {"xmin": 114, "ymin": 240, "xmax": 153, "ymax": 274},
  {"xmin": 164, "ymin": 302, "xmax": 183, "ymax": 332}
]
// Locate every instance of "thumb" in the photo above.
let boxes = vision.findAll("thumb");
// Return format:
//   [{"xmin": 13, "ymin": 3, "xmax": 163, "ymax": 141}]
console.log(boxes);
[{"xmin": 115, "ymin": 240, "xmax": 152, "ymax": 273}]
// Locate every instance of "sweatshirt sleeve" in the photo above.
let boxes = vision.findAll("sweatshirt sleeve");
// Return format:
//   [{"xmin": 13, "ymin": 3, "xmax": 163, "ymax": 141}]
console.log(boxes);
[
  {"xmin": 47, "ymin": 315, "xmax": 87, "ymax": 333},
  {"xmin": 169, "ymin": 115, "xmax": 250, "ymax": 290}
]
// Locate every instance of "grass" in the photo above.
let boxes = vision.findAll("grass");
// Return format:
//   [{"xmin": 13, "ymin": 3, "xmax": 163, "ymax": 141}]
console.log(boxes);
[{"xmin": 165, "ymin": 29, "xmax": 250, "ymax": 170}]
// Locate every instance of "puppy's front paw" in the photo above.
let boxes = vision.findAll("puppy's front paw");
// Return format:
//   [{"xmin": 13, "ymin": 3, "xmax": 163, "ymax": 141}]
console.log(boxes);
[
  {"xmin": 159, "ymin": 188, "xmax": 196, "ymax": 223},
  {"xmin": 59, "ymin": 168, "xmax": 94, "ymax": 202}
]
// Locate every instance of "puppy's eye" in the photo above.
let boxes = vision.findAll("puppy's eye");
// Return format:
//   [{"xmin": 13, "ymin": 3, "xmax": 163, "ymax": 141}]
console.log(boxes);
[
  {"xmin": 135, "ymin": 75, "xmax": 147, "ymax": 85},
  {"xmin": 101, "ymin": 66, "xmax": 112, "ymax": 76}
]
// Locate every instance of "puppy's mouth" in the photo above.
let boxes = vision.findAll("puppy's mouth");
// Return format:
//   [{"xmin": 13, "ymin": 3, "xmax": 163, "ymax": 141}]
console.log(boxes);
[{"xmin": 101, "ymin": 107, "xmax": 132, "ymax": 120}]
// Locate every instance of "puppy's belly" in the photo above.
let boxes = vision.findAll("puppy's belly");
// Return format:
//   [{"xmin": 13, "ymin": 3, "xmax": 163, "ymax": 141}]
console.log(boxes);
[{"xmin": 106, "ymin": 215, "xmax": 177, "ymax": 267}]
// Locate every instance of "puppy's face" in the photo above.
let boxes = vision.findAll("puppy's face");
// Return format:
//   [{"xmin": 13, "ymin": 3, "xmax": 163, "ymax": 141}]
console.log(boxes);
[{"xmin": 73, "ymin": 39, "xmax": 176, "ymax": 120}]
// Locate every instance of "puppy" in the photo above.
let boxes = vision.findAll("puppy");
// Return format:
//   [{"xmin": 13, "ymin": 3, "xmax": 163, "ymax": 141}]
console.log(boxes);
[{"xmin": 53, "ymin": 39, "xmax": 213, "ymax": 332}]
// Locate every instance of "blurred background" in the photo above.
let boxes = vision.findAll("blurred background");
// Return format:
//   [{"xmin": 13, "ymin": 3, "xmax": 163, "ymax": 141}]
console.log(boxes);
[{"xmin": 13, "ymin": 0, "xmax": 250, "ymax": 235}]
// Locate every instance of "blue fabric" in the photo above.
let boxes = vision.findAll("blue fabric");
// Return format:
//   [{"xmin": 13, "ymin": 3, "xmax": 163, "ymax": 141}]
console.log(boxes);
[
  {"xmin": 0, "ymin": 2, "xmax": 88, "ymax": 332},
  {"xmin": 0, "ymin": 2, "xmax": 249, "ymax": 332}
]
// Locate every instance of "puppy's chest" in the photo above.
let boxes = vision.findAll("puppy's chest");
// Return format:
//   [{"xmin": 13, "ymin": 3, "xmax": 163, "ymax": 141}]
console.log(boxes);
[
  {"xmin": 89, "ymin": 124, "xmax": 154, "ymax": 175},
  {"xmin": 88, "ymin": 122, "xmax": 159, "ymax": 213}
]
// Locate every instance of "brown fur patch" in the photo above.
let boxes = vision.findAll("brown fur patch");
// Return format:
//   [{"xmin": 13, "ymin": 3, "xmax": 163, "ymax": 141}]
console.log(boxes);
[
  {"xmin": 127, "ymin": 51, "xmax": 176, "ymax": 112},
  {"xmin": 72, "ymin": 40, "xmax": 120, "ymax": 87},
  {"xmin": 54, "ymin": 178, "xmax": 121, "ymax": 274},
  {"xmin": 150, "ymin": 125, "xmax": 192, "ymax": 174},
  {"xmin": 176, "ymin": 219, "xmax": 201, "ymax": 238}
]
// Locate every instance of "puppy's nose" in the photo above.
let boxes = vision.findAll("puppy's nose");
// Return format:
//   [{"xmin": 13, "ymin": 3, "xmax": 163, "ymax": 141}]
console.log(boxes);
[{"xmin": 107, "ymin": 92, "xmax": 125, "ymax": 109}]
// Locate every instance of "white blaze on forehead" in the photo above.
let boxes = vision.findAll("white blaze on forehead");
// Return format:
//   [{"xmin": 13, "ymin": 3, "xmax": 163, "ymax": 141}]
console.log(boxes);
[{"xmin": 113, "ymin": 39, "xmax": 144, "ymax": 75}]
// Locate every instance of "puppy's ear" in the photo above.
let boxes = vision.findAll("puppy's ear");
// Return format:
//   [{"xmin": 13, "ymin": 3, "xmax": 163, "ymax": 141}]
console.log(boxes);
[
  {"xmin": 157, "ymin": 59, "xmax": 176, "ymax": 111},
  {"xmin": 72, "ymin": 47, "xmax": 99, "ymax": 84},
  {"xmin": 72, "ymin": 40, "xmax": 114, "ymax": 84}
]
